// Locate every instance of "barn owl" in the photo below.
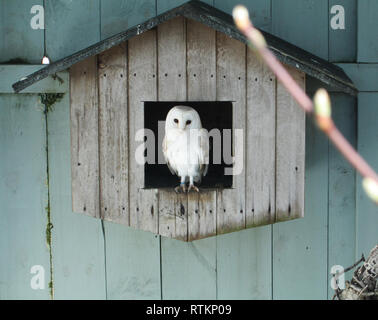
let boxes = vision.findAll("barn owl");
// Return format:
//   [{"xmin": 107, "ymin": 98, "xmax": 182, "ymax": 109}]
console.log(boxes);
[{"xmin": 162, "ymin": 106, "xmax": 209, "ymax": 193}]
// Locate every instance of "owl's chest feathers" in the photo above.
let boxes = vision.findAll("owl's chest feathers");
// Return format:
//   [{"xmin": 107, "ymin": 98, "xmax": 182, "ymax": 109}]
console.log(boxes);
[{"xmin": 166, "ymin": 129, "xmax": 201, "ymax": 177}]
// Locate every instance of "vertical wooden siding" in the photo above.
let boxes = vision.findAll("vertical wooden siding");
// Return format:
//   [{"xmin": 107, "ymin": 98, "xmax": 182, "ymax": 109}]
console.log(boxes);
[{"xmin": 0, "ymin": 94, "xmax": 50, "ymax": 299}]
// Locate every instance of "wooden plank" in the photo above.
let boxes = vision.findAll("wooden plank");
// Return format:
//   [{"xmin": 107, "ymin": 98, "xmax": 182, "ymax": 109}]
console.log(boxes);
[
  {"xmin": 161, "ymin": 19, "xmax": 217, "ymax": 299},
  {"xmin": 103, "ymin": 222, "xmax": 161, "ymax": 299},
  {"xmin": 188, "ymin": 191, "xmax": 216, "ymax": 241},
  {"xmin": 157, "ymin": 0, "xmax": 212, "ymax": 14},
  {"xmin": 356, "ymin": 93, "xmax": 378, "ymax": 257},
  {"xmin": 186, "ymin": 19, "xmax": 217, "ymax": 238},
  {"xmin": 216, "ymin": 32, "xmax": 246, "ymax": 234},
  {"xmin": 159, "ymin": 191, "xmax": 188, "ymax": 241},
  {"xmin": 128, "ymin": 30, "xmax": 158, "ymax": 234},
  {"xmin": 276, "ymin": 66, "xmax": 305, "ymax": 221},
  {"xmin": 0, "ymin": 65, "xmax": 68, "ymax": 94},
  {"xmin": 186, "ymin": 19, "xmax": 216, "ymax": 101},
  {"xmin": 272, "ymin": 0, "xmax": 329, "ymax": 60},
  {"xmin": 47, "ymin": 94, "xmax": 106, "ymax": 299},
  {"xmin": 329, "ymin": 0, "xmax": 357, "ymax": 62},
  {"xmin": 100, "ymin": 0, "xmax": 156, "ymax": 39},
  {"xmin": 245, "ymin": 50, "xmax": 276, "ymax": 227},
  {"xmin": 336, "ymin": 63, "xmax": 378, "ymax": 92},
  {"xmin": 0, "ymin": 94, "xmax": 50, "ymax": 299},
  {"xmin": 70, "ymin": 56, "xmax": 100, "ymax": 218},
  {"xmin": 216, "ymin": 227, "xmax": 272, "ymax": 299},
  {"xmin": 0, "ymin": 0, "xmax": 44, "ymax": 64},
  {"xmin": 357, "ymin": 0, "xmax": 378, "ymax": 63},
  {"xmin": 161, "ymin": 238, "xmax": 217, "ymax": 299},
  {"xmin": 98, "ymin": 44, "xmax": 128, "ymax": 225},
  {"xmin": 45, "ymin": 0, "xmax": 100, "ymax": 61},
  {"xmin": 328, "ymin": 93, "xmax": 356, "ymax": 298},
  {"xmin": 157, "ymin": 17, "xmax": 187, "ymax": 101},
  {"xmin": 273, "ymin": 117, "xmax": 329, "ymax": 299},
  {"xmin": 214, "ymin": 0, "xmax": 272, "ymax": 31},
  {"xmin": 157, "ymin": 17, "xmax": 188, "ymax": 241}
]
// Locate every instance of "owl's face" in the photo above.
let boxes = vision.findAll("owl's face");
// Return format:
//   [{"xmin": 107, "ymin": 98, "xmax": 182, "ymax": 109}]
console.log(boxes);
[{"xmin": 165, "ymin": 106, "xmax": 202, "ymax": 131}]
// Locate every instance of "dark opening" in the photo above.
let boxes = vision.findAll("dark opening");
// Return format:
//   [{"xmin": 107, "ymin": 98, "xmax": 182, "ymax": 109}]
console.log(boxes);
[{"xmin": 144, "ymin": 101, "xmax": 233, "ymax": 189}]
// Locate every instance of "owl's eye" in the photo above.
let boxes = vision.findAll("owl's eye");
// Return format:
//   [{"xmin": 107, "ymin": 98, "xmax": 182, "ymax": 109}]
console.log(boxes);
[
  {"xmin": 186, "ymin": 120, "xmax": 192, "ymax": 125},
  {"xmin": 174, "ymin": 118, "xmax": 179, "ymax": 124}
]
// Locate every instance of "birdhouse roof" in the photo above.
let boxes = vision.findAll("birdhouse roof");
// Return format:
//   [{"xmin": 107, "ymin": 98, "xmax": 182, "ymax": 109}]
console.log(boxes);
[{"xmin": 12, "ymin": 0, "xmax": 356, "ymax": 95}]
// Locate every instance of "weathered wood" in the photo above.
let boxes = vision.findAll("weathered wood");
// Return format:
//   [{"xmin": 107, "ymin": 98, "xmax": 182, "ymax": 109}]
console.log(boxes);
[
  {"xmin": 188, "ymin": 191, "xmax": 216, "ymax": 241},
  {"xmin": 70, "ymin": 56, "xmax": 100, "ymax": 218},
  {"xmin": 276, "ymin": 65, "xmax": 305, "ymax": 221},
  {"xmin": 161, "ymin": 236, "xmax": 217, "ymax": 299},
  {"xmin": 214, "ymin": 0, "xmax": 272, "ymax": 32},
  {"xmin": 157, "ymin": 0, "xmax": 213, "ymax": 14},
  {"xmin": 45, "ymin": 0, "xmax": 100, "ymax": 61},
  {"xmin": 357, "ymin": 0, "xmax": 378, "ymax": 63},
  {"xmin": 0, "ymin": 0, "xmax": 44, "ymax": 64},
  {"xmin": 68, "ymin": 14, "xmax": 308, "ymax": 240},
  {"xmin": 13, "ymin": 1, "xmax": 356, "ymax": 95},
  {"xmin": 157, "ymin": 17, "xmax": 187, "ymax": 101},
  {"xmin": 245, "ymin": 50, "xmax": 276, "ymax": 227},
  {"xmin": 216, "ymin": 226, "xmax": 273, "ymax": 299},
  {"xmin": 157, "ymin": 17, "xmax": 188, "ymax": 241},
  {"xmin": 100, "ymin": 0, "xmax": 156, "ymax": 39},
  {"xmin": 272, "ymin": 0, "xmax": 329, "ymax": 60},
  {"xmin": 158, "ymin": 190, "xmax": 188, "ymax": 241},
  {"xmin": 103, "ymin": 221, "xmax": 161, "ymax": 299},
  {"xmin": 187, "ymin": 19, "xmax": 216, "ymax": 101},
  {"xmin": 356, "ymin": 93, "xmax": 378, "ymax": 256},
  {"xmin": 98, "ymin": 44, "xmax": 129, "ymax": 224},
  {"xmin": 159, "ymin": 19, "xmax": 217, "ymax": 299},
  {"xmin": 329, "ymin": 0, "xmax": 357, "ymax": 62},
  {"xmin": 328, "ymin": 93, "xmax": 357, "ymax": 298},
  {"xmin": 48, "ymin": 94, "xmax": 106, "ymax": 299},
  {"xmin": 128, "ymin": 30, "xmax": 158, "ymax": 233},
  {"xmin": 216, "ymin": 32, "xmax": 246, "ymax": 234},
  {"xmin": 0, "ymin": 65, "xmax": 68, "ymax": 94},
  {"xmin": 273, "ymin": 117, "xmax": 329, "ymax": 299},
  {"xmin": 186, "ymin": 19, "xmax": 217, "ymax": 238},
  {"xmin": 0, "ymin": 94, "xmax": 50, "ymax": 299},
  {"xmin": 337, "ymin": 63, "xmax": 378, "ymax": 92}
]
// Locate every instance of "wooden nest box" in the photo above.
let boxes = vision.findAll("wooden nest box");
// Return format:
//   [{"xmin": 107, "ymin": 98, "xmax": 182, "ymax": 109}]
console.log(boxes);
[{"xmin": 13, "ymin": 1, "xmax": 356, "ymax": 241}]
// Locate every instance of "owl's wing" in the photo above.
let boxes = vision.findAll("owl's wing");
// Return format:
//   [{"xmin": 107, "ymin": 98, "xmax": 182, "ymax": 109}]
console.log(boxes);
[
  {"xmin": 198, "ymin": 128, "xmax": 209, "ymax": 177},
  {"xmin": 162, "ymin": 136, "xmax": 176, "ymax": 175}
]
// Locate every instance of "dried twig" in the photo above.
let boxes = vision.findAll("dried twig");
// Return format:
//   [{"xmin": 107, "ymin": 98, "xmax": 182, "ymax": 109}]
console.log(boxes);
[
  {"xmin": 338, "ymin": 255, "xmax": 365, "ymax": 277},
  {"xmin": 233, "ymin": 5, "xmax": 378, "ymax": 204}
]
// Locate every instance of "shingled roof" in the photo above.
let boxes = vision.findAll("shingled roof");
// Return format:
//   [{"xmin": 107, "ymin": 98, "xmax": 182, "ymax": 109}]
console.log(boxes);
[{"xmin": 12, "ymin": 0, "xmax": 357, "ymax": 95}]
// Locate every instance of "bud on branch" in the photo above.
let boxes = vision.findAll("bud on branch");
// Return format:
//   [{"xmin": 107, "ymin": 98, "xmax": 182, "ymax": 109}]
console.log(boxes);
[{"xmin": 233, "ymin": 5, "xmax": 378, "ymax": 204}]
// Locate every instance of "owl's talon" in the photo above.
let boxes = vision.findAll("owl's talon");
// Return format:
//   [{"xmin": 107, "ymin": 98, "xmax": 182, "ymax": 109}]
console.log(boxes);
[
  {"xmin": 175, "ymin": 184, "xmax": 186, "ymax": 193},
  {"xmin": 188, "ymin": 184, "xmax": 199, "ymax": 193}
]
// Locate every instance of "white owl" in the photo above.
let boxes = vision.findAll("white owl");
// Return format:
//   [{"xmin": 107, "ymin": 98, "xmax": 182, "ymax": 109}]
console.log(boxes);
[{"xmin": 162, "ymin": 106, "xmax": 209, "ymax": 193}]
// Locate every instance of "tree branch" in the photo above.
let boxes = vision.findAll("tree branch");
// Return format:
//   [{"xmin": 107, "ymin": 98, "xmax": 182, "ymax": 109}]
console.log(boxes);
[{"xmin": 233, "ymin": 5, "xmax": 378, "ymax": 204}]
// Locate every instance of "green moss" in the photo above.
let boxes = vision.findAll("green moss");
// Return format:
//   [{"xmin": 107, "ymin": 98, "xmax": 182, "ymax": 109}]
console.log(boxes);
[
  {"xmin": 39, "ymin": 93, "xmax": 64, "ymax": 113},
  {"xmin": 40, "ymin": 94, "xmax": 62, "ymax": 299},
  {"xmin": 2, "ymin": 58, "xmax": 30, "ymax": 64}
]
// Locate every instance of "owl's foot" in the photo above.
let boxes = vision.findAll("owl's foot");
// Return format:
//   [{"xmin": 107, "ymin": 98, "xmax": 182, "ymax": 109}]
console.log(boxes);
[
  {"xmin": 175, "ymin": 184, "xmax": 186, "ymax": 193},
  {"xmin": 188, "ymin": 184, "xmax": 200, "ymax": 193}
]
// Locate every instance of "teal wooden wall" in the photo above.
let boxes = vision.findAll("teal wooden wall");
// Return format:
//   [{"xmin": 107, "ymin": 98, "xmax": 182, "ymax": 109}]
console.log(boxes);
[{"xmin": 0, "ymin": 0, "xmax": 377, "ymax": 300}]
